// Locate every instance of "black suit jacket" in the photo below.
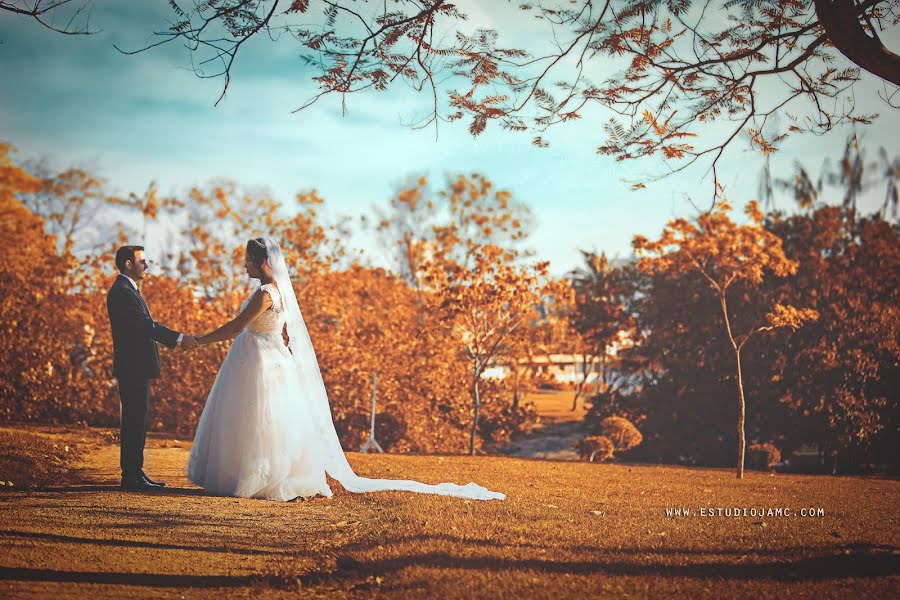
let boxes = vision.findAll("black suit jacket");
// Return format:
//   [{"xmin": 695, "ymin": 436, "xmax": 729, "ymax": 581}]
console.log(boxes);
[{"xmin": 106, "ymin": 275, "xmax": 181, "ymax": 380}]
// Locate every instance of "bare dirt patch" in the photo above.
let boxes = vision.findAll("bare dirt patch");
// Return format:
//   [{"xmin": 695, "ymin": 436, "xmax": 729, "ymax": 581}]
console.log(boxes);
[
  {"xmin": 0, "ymin": 425, "xmax": 897, "ymax": 598},
  {"xmin": 502, "ymin": 390, "xmax": 589, "ymax": 460}
]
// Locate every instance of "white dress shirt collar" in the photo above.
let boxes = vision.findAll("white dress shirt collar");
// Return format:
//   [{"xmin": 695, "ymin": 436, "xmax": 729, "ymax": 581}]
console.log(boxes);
[{"xmin": 120, "ymin": 273, "xmax": 138, "ymax": 290}]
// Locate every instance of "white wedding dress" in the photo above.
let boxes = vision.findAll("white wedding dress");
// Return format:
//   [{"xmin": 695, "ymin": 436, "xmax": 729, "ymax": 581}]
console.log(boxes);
[
  {"xmin": 187, "ymin": 240, "xmax": 505, "ymax": 502},
  {"xmin": 187, "ymin": 283, "xmax": 332, "ymax": 500}
]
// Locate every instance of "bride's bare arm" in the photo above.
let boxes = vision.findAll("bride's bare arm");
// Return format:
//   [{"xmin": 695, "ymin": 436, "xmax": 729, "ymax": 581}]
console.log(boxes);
[{"xmin": 197, "ymin": 289, "xmax": 274, "ymax": 346}]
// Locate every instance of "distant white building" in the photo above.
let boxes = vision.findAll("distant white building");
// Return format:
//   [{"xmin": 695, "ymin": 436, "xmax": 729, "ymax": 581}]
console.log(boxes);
[
  {"xmin": 481, "ymin": 354, "xmax": 599, "ymax": 383},
  {"xmin": 482, "ymin": 331, "xmax": 634, "ymax": 384}
]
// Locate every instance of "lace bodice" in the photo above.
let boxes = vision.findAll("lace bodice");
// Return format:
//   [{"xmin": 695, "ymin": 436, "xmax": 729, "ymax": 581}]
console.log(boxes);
[{"xmin": 244, "ymin": 283, "xmax": 285, "ymax": 334}]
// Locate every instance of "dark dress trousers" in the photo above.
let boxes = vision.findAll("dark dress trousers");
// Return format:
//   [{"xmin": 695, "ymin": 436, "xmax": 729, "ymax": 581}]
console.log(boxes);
[{"xmin": 106, "ymin": 275, "xmax": 181, "ymax": 477}]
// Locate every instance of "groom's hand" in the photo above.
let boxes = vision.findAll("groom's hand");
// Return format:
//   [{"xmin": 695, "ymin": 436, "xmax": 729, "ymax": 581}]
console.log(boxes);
[{"xmin": 180, "ymin": 335, "xmax": 199, "ymax": 351}]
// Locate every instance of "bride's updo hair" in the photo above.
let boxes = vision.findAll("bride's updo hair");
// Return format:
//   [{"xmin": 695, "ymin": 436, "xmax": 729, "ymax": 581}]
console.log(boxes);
[{"xmin": 246, "ymin": 238, "xmax": 268, "ymax": 268}]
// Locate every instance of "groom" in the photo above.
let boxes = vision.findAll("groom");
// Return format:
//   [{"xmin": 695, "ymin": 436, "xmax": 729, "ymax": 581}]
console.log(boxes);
[{"xmin": 106, "ymin": 245, "xmax": 197, "ymax": 491}]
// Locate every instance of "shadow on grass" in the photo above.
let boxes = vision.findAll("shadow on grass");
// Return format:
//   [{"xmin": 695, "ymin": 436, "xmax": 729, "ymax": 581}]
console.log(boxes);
[
  {"xmin": 0, "ymin": 485, "xmax": 208, "ymax": 498},
  {"xmin": 48, "ymin": 485, "xmax": 204, "ymax": 495},
  {"xmin": 337, "ymin": 532, "xmax": 897, "ymax": 558},
  {"xmin": 0, "ymin": 567, "xmax": 295, "ymax": 589},
  {"xmin": 0, "ymin": 545, "xmax": 898, "ymax": 589},
  {"xmin": 2, "ymin": 546, "xmax": 891, "ymax": 589},
  {"xmin": 0, "ymin": 529, "xmax": 294, "ymax": 557},
  {"xmin": 0, "ymin": 532, "xmax": 896, "ymax": 589},
  {"xmin": 304, "ymin": 544, "xmax": 899, "ymax": 583}
]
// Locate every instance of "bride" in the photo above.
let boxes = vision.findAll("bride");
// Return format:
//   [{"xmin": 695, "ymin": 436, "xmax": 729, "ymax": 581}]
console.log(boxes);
[{"xmin": 186, "ymin": 237, "xmax": 505, "ymax": 502}]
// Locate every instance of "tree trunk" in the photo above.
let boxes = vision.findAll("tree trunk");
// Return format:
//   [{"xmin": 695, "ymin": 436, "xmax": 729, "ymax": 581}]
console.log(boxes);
[
  {"xmin": 814, "ymin": 0, "xmax": 900, "ymax": 87},
  {"xmin": 572, "ymin": 359, "xmax": 584, "ymax": 410},
  {"xmin": 718, "ymin": 287, "xmax": 746, "ymax": 480},
  {"xmin": 469, "ymin": 367, "xmax": 481, "ymax": 456},
  {"xmin": 572, "ymin": 355, "xmax": 596, "ymax": 410},
  {"xmin": 512, "ymin": 366, "xmax": 520, "ymax": 412},
  {"xmin": 734, "ymin": 347, "xmax": 746, "ymax": 479}
]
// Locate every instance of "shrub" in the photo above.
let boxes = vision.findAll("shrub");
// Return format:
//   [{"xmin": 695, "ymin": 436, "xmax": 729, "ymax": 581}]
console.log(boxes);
[
  {"xmin": 747, "ymin": 442, "xmax": 782, "ymax": 470},
  {"xmin": 576, "ymin": 435, "xmax": 615, "ymax": 462},
  {"xmin": 478, "ymin": 400, "xmax": 538, "ymax": 447},
  {"xmin": 600, "ymin": 416, "xmax": 643, "ymax": 453}
]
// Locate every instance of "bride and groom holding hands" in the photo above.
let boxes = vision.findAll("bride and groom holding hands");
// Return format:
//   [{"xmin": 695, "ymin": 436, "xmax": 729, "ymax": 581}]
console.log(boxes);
[{"xmin": 106, "ymin": 239, "xmax": 505, "ymax": 501}]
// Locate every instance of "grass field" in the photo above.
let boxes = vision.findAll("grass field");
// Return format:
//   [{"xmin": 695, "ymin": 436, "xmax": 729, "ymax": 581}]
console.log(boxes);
[
  {"xmin": 523, "ymin": 389, "xmax": 588, "ymax": 423},
  {"xmin": 0, "ymin": 426, "xmax": 897, "ymax": 598}
]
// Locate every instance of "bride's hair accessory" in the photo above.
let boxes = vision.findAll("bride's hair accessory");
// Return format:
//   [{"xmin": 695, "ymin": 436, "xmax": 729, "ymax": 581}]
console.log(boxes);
[{"xmin": 246, "ymin": 238, "xmax": 268, "ymax": 268}]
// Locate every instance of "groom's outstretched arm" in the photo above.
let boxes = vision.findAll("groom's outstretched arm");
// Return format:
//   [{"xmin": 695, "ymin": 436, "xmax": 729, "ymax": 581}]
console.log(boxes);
[{"xmin": 112, "ymin": 288, "xmax": 182, "ymax": 349}]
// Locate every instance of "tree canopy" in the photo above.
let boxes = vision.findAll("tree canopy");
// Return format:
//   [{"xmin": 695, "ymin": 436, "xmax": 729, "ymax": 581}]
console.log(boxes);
[{"xmin": 4, "ymin": 1, "xmax": 898, "ymax": 199}]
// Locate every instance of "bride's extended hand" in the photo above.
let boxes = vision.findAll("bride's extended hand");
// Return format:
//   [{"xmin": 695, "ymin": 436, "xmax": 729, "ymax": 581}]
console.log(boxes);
[{"xmin": 181, "ymin": 335, "xmax": 200, "ymax": 351}]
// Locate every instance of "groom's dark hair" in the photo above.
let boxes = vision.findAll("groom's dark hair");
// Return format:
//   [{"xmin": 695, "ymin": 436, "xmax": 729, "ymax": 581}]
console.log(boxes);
[
  {"xmin": 246, "ymin": 238, "xmax": 268, "ymax": 268},
  {"xmin": 115, "ymin": 245, "xmax": 144, "ymax": 272}
]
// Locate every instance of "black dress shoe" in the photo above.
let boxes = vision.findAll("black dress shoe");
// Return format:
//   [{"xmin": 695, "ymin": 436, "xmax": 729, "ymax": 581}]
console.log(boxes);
[
  {"xmin": 121, "ymin": 476, "xmax": 156, "ymax": 491},
  {"xmin": 141, "ymin": 472, "xmax": 166, "ymax": 487}
]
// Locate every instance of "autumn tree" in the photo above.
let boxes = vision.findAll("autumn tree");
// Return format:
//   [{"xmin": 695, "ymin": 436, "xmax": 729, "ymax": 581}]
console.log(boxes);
[
  {"xmin": 1, "ymin": 146, "xmax": 547, "ymax": 451},
  {"xmin": 374, "ymin": 175, "xmax": 440, "ymax": 290},
  {"xmin": 568, "ymin": 251, "xmax": 641, "ymax": 411},
  {"xmin": 764, "ymin": 204, "xmax": 899, "ymax": 472},
  {"xmin": 375, "ymin": 172, "xmax": 543, "ymax": 416},
  {"xmin": 0, "ymin": 158, "xmax": 472, "ymax": 450},
  {"xmin": 430, "ymin": 173, "xmax": 535, "ymax": 269},
  {"xmin": 18, "ymin": 167, "xmax": 108, "ymax": 257},
  {"xmin": 633, "ymin": 199, "xmax": 818, "ymax": 478},
  {"xmin": 0, "ymin": 143, "xmax": 46, "ymax": 289},
  {"xmin": 0, "ymin": 144, "xmax": 104, "ymax": 422},
  {"xmin": 374, "ymin": 172, "xmax": 534, "ymax": 290},
  {"xmin": 502, "ymin": 286, "xmax": 572, "ymax": 411},
  {"xmin": 300, "ymin": 264, "xmax": 479, "ymax": 453},
  {"xmin": 13, "ymin": 162, "xmax": 148, "ymax": 295},
  {"xmin": 10, "ymin": 1, "xmax": 898, "ymax": 196},
  {"xmin": 427, "ymin": 174, "xmax": 544, "ymax": 440},
  {"xmin": 426, "ymin": 242, "xmax": 557, "ymax": 454},
  {"xmin": 756, "ymin": 143, "xmax": 899, "ymax": 471}
]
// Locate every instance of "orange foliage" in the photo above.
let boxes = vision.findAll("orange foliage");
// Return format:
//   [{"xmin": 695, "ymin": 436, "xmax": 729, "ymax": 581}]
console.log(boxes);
[{"xmin": 0, "ymin": 157, "xmax": 543, "ymax": 453}]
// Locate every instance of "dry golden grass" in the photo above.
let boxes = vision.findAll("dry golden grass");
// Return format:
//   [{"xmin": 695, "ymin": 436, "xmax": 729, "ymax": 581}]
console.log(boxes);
[
  {"xmin": 0, "ymin": 426, "xmax": 105, "ymax": 489},
  {"xmin": 524, "ymin": 389, "xmax": 587, "ymax": 423},
  {"xmin": 0, "ymin": 426, "xmax": 898, "ymax": 598}
]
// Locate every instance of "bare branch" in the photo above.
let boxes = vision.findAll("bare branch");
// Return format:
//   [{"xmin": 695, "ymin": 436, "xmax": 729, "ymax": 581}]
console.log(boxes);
[{"xmin": 1, "ymin": 0, "xmax": 99, "ymax": 35}]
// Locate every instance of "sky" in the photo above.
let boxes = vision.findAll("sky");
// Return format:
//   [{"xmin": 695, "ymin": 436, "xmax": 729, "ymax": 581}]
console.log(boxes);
[{"xmin": 1, "ymin": 2, "xmax": 898, "ymax": 276}]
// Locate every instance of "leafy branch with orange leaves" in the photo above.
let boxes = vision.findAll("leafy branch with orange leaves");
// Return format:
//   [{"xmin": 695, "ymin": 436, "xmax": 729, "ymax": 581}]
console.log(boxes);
[{"xmin": 58, "ymin": 0, "xmax": 893, "ymax": 202}]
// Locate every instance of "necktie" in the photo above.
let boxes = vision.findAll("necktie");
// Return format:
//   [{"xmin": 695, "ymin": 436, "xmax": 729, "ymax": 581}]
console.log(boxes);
[{"xmin": 133, "ymin": 286, "xmax": 151, "ymax": 317}]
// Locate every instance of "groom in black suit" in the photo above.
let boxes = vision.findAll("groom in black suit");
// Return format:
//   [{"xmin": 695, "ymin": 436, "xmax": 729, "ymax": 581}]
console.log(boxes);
[{"xmin": 106, "ymin": 245, "xmax": 197, "ymax": 491}]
